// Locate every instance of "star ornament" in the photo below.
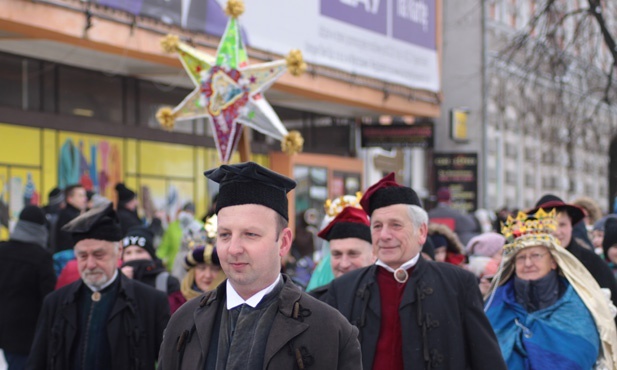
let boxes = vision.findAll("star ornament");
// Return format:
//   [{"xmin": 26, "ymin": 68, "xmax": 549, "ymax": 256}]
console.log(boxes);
[{"xmin": 156, "ymin": 0, "xmax": 306, "ymax": 163}]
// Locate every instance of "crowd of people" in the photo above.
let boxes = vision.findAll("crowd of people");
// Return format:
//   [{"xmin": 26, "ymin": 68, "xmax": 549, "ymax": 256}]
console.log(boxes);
[{"xmin": 2, "ymin": 162, "xmax": 617, "ymax": 369}]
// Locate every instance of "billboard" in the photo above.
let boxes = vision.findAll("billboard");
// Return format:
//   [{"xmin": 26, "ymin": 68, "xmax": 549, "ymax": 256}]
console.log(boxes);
[
  {"xmin": 94, "ymin": 0, "xmax": 440, "ymax": 92},
  {"xmin": 433, "ymin": 153, "xmax": 478, "ymax": 212}
]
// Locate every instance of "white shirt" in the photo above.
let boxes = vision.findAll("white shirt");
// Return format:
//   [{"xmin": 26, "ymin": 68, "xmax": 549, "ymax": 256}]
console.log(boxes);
[
  {"xmin": 376, "ymin": 253, "xmax": 420, "ymax": 273},
  {"xmin": 226, "ymin": 274, "xmax": 282, "ymax": 310}
]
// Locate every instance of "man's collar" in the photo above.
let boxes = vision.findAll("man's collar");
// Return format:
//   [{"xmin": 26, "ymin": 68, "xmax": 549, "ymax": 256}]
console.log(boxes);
[
  {"xmin": 376, "ymin": 253, "xmax": 420, "ymax": 273},
  {"xmin": 226, "ymin": 274, "xmax": 282, "ymax": 310}
]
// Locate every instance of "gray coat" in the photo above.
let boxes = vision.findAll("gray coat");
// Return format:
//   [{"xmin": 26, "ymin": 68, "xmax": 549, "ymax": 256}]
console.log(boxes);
[{"xmin": 158, "ymin": 274, "xmax": 362, "ymax": 370}]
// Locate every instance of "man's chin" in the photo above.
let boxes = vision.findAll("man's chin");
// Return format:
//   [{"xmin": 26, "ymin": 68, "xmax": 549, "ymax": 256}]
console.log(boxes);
[{"xmin": 82, "ymin": 275, "xmax": 108, "ymax": 288}]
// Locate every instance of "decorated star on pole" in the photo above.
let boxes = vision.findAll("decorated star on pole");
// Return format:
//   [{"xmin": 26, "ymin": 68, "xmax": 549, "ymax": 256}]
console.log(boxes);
[{"xmin": 156, "ymin": 0, "xmax": 306, "ymax": 163}]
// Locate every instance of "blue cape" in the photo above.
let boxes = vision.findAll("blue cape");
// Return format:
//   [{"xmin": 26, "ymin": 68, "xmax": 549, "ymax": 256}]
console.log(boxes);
[{"xmin": 486, "ymin": 279, "xmax": 599, "ymax": 369}]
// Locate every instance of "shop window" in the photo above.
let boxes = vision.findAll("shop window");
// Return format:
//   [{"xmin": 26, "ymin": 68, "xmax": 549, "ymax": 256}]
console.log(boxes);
[
  {"xmin": 58, "ymin": 66, "xmax": 123, "ymax": 124},
  {"xmin": 138, "ymin": 80, "xmax": 193, "ymax": 133},
  {"xmin": 0, "ymin": 53, "xmax": 23, "ymax": 109}
]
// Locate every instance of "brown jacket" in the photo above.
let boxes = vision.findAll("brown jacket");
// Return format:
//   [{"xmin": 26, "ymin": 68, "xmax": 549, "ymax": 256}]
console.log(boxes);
[{"xmin": 158, "ymin": 274, "xmax": 362, "ymax": 370}]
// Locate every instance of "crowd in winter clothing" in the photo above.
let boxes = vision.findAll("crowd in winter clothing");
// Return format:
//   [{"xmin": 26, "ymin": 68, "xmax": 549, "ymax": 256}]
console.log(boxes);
[{"xmin": 3, "ymin": 173, "xmax": 617, "ymax": 369}]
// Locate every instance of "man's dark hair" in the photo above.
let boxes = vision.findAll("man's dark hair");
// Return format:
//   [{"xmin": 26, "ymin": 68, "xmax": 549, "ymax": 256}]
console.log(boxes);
[
  {"xmin": 275, "ymin": 213, "xmax": 288, "ymax": 240},
  {"xmin": 65, "ymin": 184, "xmax": 84, "ymax": 199}
]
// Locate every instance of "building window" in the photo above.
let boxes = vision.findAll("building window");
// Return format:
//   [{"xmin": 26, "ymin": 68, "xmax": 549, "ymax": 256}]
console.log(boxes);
[
  {"xmin": 58, "ymin": 66, "xmax": 123, "ymax": 124},
  {"xmin": 138, "ymin": 80, "xmax": 194, "ymax": 133},
  {"xmin": 0, "ymin": 53, "xmax": 25, "ymax": 109},
  {"xmin": 525, "ymin": 174, "xmax": 535, "ymax": 187}
]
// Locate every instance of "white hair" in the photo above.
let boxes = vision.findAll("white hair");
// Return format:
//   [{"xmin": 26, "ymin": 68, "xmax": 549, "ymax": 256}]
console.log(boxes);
[{"xmin": 406, "ymin": 205, "xmax": 428, "ymax": 229}]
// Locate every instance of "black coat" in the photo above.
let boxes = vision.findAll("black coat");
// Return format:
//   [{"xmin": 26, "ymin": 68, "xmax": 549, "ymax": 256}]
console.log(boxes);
[
  {"xmin": 0, "ymin": 240, "xmax": 56, "ymax": 354},
  {"xmin": 26, "ymin": 272, "xmax": 170, "ymax": 370},
  {"xmin": 566, "ymin": 237, "xmax": 617, "ymax": 309},
  {"xmin": 54, "ymin": 204, "xmax": 81, "ymax": 252},
  {"xmin": 158, "ymin": 274, "xmax": 362, "ymax": 370},
  {"xmin": 321, "ymin": 257, "xmax": 507, "ymax": 370},
  {"xmin": 117, "ymin": 207, "xmax": 142, "ymax": 236}
]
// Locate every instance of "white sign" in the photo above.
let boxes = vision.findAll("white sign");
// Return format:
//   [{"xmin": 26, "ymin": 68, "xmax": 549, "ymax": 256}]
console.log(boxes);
[{"xmin": 229, "ymin": 0, "xmax": 440, "ymax": 92}]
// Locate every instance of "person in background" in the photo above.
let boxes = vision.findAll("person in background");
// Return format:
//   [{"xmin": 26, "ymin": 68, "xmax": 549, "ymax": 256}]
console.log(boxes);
[
  {"xmin": 428, "ymin": 222, "xmax": 466, "ymax": 265},
  {"xmin": 485, "ymin": 209, "xmax": 617, "ymax": 369},
  {"xmin": 319, "ymin": 206, "xmax": 375, "ymax": 278},
  {"xmin": 572, "ymin": 196, "xmax": 603, "ymax": 246},
  {"xmin": 593, "ymin": 215, "xmax": 617, "ymax": 256},
  {"xmin": 309, "ymin": 206, "xmax": 375, "ymax": 298},
  {"xmin": 115, "ymin": 183, "xmax": 142, "ymax": 235},
  {"xmin": 158, "ymin": 162, "xmax": 361, "ymax": 369},
  {"xmin": 0, "ymin": 206, "xmax": 56, "ymax": 370},
  {"xmin": 602, "ymin": 218, "xmax": 617, "ymax": 278},
  {"xmin": 428, "ymin": 187, "xmax": 478, "ymax": 245},
  {"xmin": 306, "ymin": 194, "xmax": 362, "ymax": 293},
  {"xmin": 321, "ymin": 173, "xmax": 506, "ymax": 369},
  {"xmin": 156, "ymin": 202, "xmax": 202, "ymax": 278},
  {"xmin": 27, "ymin": 203, "xmax": 169, "ymax": 370},
  {"xmin": 180, "ymin": 245, "xmax": 225, "ymax": 300},
  {"xmin": 465, "ymin": 232, "xmax": 506, "ymax": 296},
  {"xmin": 121, "ymin": 226, "xmax": 186, "ymax": 313},
  {"xmin": 54, "ymin": 184, "xmax": 87, "ymax": 252},
  {"xmin": 42, "ymin": 187, "xmax": 64, "ymax": 252}
]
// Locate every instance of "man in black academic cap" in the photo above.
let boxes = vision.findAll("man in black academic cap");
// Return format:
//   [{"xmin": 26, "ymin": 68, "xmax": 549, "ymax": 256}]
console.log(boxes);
[
  {"xmin": 27, "ymin": 203, "xmax": 170, "ymax": 370},
  {"xmin": 158, "ymin": 162, "xmax": 361, "ymax": 370}
]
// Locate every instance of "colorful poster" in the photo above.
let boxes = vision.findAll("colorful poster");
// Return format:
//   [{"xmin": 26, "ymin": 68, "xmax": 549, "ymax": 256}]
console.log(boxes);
[{"xmin": 57, "ymin": 133, "xmax": 123, "ymax": 201}]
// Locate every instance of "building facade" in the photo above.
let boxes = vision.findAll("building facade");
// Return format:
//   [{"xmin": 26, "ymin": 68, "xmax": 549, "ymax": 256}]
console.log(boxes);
[
  {"xmin": 0, "ymin": 0, "xmax": 442, "ymax": 236},
  {"xmin": 440, "ymin": 0, "xmax": 617, "ymax": 212}
]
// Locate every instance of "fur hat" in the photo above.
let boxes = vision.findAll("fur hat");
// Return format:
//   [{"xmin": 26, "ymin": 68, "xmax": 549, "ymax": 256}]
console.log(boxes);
[
  {"xmin": 428, "ymin": 223, "xmax": 464, "ymax": 254},
  {"xmin": 19, "ymin": 205, "xmax": 46, "ymax": 226},
  {"xmin": 465, "ymin": 232, "xmax": 505, "ymax": 257},
  {"xmin": 205, "ymin": 162, "xmax": 296, "ymax": 221},
  {"xmin": 360, "ymin": 172, "xmax": 421, "ymax": 216},
  {"xmin": 572, "ymin": 196, "xmax": 603, "ymax": 224},
  {"xmin": 62, "ymin": 203, "xmax": 123, "ymax": 244}
]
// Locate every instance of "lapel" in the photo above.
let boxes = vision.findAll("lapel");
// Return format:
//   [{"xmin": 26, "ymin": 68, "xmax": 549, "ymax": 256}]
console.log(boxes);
[
  {"xmin": 263, "ymin": 276, "xmax": 309, "ymax": 368},
  {"xmin": 194, "ymin": 284, "xmax": 224, "ymax": 361},
  {"xmin": 61, "ymin": 281, "xmax": 81, "ymax": 361},
  {"xmin": 108, "ymin": 273, "xmax": 132, "ymax": 322},
  {"xmin": 400, "ymin": 256, "xmax": 427, "ymax": 309}
]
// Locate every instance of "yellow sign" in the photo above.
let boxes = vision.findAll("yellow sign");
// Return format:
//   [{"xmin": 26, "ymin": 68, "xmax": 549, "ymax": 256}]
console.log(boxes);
[{"xmin": 450, "ymin": 108, "xmax": 469, "ymax": 142}]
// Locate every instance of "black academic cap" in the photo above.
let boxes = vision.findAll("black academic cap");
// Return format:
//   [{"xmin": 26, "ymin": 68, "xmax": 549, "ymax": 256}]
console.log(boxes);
[
  {"xmin": 205, "ymin": 162, "xmax": 296, "ymax": 221},
  {"xmin": 62, "ymin": 203, "xmax": 123, "ymax": 244}
]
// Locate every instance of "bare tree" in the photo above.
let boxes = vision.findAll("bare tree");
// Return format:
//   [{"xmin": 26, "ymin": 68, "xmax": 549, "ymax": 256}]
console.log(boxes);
[{"xmin": 489, "ymin": 0, "xmax": 617, "ymax": 190}]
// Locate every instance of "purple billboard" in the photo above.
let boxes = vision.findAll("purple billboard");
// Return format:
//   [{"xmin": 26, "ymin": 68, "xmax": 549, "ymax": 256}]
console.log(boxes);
[
  {"xmin": 95, "ymin": 0, "xmax": 233, "ymax": 38},
  {"xmin": 320, "ymin": 0, "xmax": 436, "ymax": 50},
  {"xmin": 392, "ymin": 0, "xmax": 436, "ymax": 49},
  {"xmin": 320, "ymin": 0, "xmax": 388, "ymax": 35}
]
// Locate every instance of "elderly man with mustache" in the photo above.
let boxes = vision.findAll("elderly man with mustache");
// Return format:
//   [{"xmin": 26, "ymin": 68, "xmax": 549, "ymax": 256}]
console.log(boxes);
[{"xmin": 27, "ymin": 203, "xmax": 170, "ymax": 370}]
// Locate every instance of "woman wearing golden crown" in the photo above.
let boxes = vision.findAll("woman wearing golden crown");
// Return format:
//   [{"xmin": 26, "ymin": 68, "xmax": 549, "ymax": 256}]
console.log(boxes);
[{"xmin": 484, "ymin": 209, "xmax": 617, "ymax": 369}]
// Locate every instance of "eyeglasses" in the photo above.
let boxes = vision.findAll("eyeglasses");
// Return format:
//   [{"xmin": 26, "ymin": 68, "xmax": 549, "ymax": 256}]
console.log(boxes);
[{"xmin": 515, "ymin": 252, "xmax": 548, "ymax": 264}]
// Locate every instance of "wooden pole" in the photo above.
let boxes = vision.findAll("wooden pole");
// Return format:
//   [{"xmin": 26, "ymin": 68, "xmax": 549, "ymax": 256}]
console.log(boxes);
[{"xmin": 238, "ymin": 126, "xmax": 252, "ymax": 162}]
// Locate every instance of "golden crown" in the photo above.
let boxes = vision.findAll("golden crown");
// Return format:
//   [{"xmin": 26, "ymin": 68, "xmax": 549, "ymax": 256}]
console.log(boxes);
[
  {"xmin": 324, "ymin": 192, "xmax": 363, "ymax": 218},
  {"xmin": 501, "ymin": 208, "xmax": 558, "ymax": 254}
]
